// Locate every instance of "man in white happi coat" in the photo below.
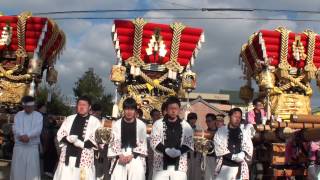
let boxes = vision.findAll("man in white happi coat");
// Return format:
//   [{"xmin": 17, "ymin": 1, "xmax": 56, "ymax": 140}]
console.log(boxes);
[
  {"xmin": 151, "ymin": 96, "xmax": 194, "ymax": 180},
  {"xmin": 53, "ymin": 96, "xmax": 102, "ymax": 180},
  {"xmin": 108, "ymin": 97, "xmax": 148, "ymax": 180},
  {"xmin": 10, "ymin": 96, "xmax": 43, "ymax": 180},
  {"xmin": 214, "ymin": 108, "xmax": 253, "ymax": 180}
]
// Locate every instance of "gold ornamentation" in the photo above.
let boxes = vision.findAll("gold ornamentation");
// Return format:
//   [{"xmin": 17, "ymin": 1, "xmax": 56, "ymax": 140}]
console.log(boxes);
[
  {"xmin": 110, "ymin": 65, "xmax": 126, "ymax": 83},
  {"xmin": 16, "ymin": 12, "xmax": 32, "ymax": 60},
  {"xmin": 0, "ymin": 64, "xmax": 31, "ymax": 81},
  {"xmin": 240, "ymin": 44, "xmax": 253, "ymax": 76},
  {"xmin": 0, "ymin": 23, "xmax": 12, "ymax": 46},
  {"xmin": 131, "ymin": 18, "xmax": 147, "ymax": 60},
  {"xmin": 276, "ymin": 27, "xmax": 291, "ymax": 77},
  {"xmin": 27, "ymin": 58, "xmax": 42, "ymax": 74},
  {"xmin": 292, "ymin": 35, "xmax": 306, "ymax": 61},
  {"xmin": 165, "ymin": 60, "xmax": 183, "ymax": 73},
  {"xmin": 248, "ymin": 33, "xmax": 259, "ymax": 63},
  {"xmin": 0, "ymin": 80, "xmax": 29, "ymax": 104},
  {"xmin": 169, "ymin": 22, "xmax": 185, "ymax": 62},
  {"xmin": 140, "ymin": 71, "xmax": 176, "ymax": 94},
  {"xmin": 239, "ymin": 84, "xmax": 254, "ymax": 103},
  {"xmin": 95, "ymin": 127, "xmax": 113, "ymax": 144},
  {"xmin": 194, "ymin": 136, "xmax": 214, "ymax": 155},
  {"xmin": 182, "ymin": 70, "xmax": 196, "ymax": 90},
  {"xmin": 48, "ymin": 30, "xmax": 66, "ymax": 64},
  {"xmin": 258, "ymin": 70, "xmax": 275, "ymax": 89},
  {"xmin": 46, "ymin": 67, "xmax": 58, "ymax": 85},
  {"xmin": 270, "ymin": 93, "xmax": 311, "ymax": 121},
  {"xmin": 303, "ymin": 29, "xmax": 317, "ymax": 80}
]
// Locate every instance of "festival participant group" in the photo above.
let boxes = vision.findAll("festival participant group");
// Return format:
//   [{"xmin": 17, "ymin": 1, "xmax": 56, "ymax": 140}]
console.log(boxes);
[{"xmin": 9, "ymin": 95, "xmax": 275, "ymax": 180}]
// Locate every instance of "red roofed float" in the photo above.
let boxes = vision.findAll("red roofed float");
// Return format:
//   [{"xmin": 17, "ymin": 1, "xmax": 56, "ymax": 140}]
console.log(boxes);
[
  {"xmin": 0, "ymin": 11, "xmax": 65, "ymax": 105},
  {"xmin": 109, "ymin": 18, "xmax": 204, "ymax": 120},
  {"xmin": 240, "ymin": 27, "xmax": 320, "ymax": 178},
  {"xmin": 240, "ymin": 27, "xmax": 320, "ymax": 121}
]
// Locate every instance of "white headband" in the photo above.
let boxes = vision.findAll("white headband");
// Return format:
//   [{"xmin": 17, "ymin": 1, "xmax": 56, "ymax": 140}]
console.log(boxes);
[{"xmin": 22, "ymin": 102, "xmax": 35, "ymax": 106}]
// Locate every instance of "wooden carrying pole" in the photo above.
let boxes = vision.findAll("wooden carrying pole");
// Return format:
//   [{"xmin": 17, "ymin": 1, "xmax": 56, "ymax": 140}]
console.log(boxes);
[{"xmin": 291, "ymin": 115, "xmax": 320, "ymax": 123}]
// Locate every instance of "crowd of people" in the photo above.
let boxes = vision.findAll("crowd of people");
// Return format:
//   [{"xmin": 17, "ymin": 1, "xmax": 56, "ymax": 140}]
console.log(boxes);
[{"xmin": 8, "ymin": 95, "xmax": 320, "ymax": 180}]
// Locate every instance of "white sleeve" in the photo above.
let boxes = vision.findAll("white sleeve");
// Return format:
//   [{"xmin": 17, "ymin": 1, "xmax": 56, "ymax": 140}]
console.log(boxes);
[
  {"xmin": 12, "ymin": 113, "xmax": 23, "ymax": 137},
  {"xmin": 27, "ymin": 114, "xmax": 43, "ymax": 139}
]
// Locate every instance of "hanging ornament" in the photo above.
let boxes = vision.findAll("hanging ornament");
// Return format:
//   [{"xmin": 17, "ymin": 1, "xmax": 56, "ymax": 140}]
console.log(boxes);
[
  {"xmin": 110, "ymin": 64, "xmax": 126, "ymax": 83},
  {"xmin": 46, "ymin": 66, "xmax": 58, "ymax": 86},
  {"xmin": 182, "ymin": 68, "xmax": 197, "ymax": 91}
]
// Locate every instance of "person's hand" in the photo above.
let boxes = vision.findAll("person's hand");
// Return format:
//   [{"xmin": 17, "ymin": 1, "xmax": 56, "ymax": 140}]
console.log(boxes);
[
  {"xmin": 119, "ymin": 154, "xmax": 128, "ymax": 165},
  {"xmin": 171, "ymin": 148, "xmax": 181, "ymax": 158},
  {"xmin": 232, "ymin": 152, "xmax": 245, "ymax": 163},
  {"xmin": 73, "ymin": 138, "xmax": 84, "ymax": 149},
  {"xmin": 165, "ymin": 148, "xmax": 181, "ymax": 158},
  {"xmin": 19, "ymin": 135, "xmax": 30, "ymax": 143},
  {"xmin": 66, "ymin": 135, "xmax": 78, "ymax": 143},
  {"xmin": 126, "ymin": 155, "xmax": 133, "ymax": 163}
]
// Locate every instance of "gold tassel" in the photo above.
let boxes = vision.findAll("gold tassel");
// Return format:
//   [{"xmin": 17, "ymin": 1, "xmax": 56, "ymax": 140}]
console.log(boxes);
[{"xmin": 80, "ymin": 168, "xmax": 86, "ymax": 180}]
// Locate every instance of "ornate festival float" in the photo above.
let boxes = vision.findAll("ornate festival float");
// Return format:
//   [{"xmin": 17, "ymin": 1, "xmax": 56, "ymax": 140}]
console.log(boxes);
[
  {"xmin": 98, "ymin": 18, "xmax": 213, "ymax": 153},
  {"xmin": 0, "ymin": 11, "xmax": 65, "ymax": 146},
  {"xmin": 240, "ymin": 27, "xmax": 320, "ymax": 178}
]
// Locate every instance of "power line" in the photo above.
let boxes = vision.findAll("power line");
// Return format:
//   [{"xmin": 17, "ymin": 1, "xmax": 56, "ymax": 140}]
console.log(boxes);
[
  {"xmin": 51, "ymin": 16, "xmax": 320, "ymax": 22},
  {"xmin": 32, "ymin": 8, "xmax": 320, "ymax": 16}
]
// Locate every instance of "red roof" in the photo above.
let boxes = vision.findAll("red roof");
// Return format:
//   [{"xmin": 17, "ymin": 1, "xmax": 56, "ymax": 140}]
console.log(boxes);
[
  {"xmin": 241, "ymin": 28, "xmax": 320, "ymax": 72},
  {"xmin": 112, "ymin": 19, "xmax": 204, "ymax": 67},
  {"xmin": 0, "ymin": 15, "xmax": 65, "ymax": 63}
]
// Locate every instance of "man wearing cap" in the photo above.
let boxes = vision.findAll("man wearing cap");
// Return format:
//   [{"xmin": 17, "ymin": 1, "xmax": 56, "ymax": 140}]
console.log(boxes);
[
  {"xmin": 53, "ymin": 96, "xmax": 102, "ymax": 180},
  {"xmin": 10, "ymin": 96, "xmax": 43, "ymax": 180}
]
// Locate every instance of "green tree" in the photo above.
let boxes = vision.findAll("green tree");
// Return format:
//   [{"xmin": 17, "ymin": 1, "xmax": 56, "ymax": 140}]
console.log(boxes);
[
  {"xmin": 36, "ymin": 86, "xmax": 72, "ymax": 116},
  {"xmin": 73, "ymin": 68, "xmax": 113, "ymax": 116},
  {"xmin": 73, "ymin": 68, "xmax": 104, "ymax": 103}
]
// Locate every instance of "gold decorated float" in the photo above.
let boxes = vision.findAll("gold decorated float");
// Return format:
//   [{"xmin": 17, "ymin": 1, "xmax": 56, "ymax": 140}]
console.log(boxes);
[
  {"xmin": 240, "ymin": 27, "xmax": 320, "ymax": 179},
  {"xmin": 109, "ymin": 18, "xmax": 204, "ymax": 120},
  {"xmin": 0, "ymin": 12, "xmax": 65, "ymax": 106}
]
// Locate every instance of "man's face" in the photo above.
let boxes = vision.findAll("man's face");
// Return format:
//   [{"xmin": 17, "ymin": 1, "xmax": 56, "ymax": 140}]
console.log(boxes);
[
  {"xmin": 124, "ymin": 108, "xmax": 136, "ymax": 120},
  {"xmin": 206, "ymin": 120, "xmax": 216, "ymax": 130},
  {"xmin": 24, "ymin": 105, "xmax": 34, "ymax": 114},
  {"xmin": 166, "ymin": 103, "xmax": 180, "ymax": 120},
  {"xmin": 76, "ymin": 100, "xmax": 91, "ymax": 116},
  {"xmin": 215, "ymin": 120, "xmax": 224, "ymax": 128},
  {"xmin": 151, "ymin": 111, "xmax": 161, "ymax": 121},
  {"xmin": 188, "ymin": 118, "xmax": 197, "ymax": 127},
  {"xmin": 255, "ymin": 101, "xmax": 264, "ymax": 110},
  {"xmin": 229, "ymin": 111, "xmax": 242, "ymax": 128}
]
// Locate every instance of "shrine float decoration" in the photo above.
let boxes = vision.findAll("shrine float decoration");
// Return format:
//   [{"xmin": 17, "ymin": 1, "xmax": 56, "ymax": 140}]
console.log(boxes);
[
  {"xmin": 97, "ymin": 18, "xmax": 214, "ymax": 154},
  {"xmin": 0, "ymin": 11, "xmax": 65, "ymax": 106},
  {"xmin": 109, "ymin": 18, "xmax": 204, "ymax": 120},
  {"xmin": 239, "ymin": 27, "xmax": 320, "ymax": 178}
]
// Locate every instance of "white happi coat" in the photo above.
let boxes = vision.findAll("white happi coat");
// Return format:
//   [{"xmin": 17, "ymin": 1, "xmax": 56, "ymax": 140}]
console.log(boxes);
[
  {"xmin": 54, "ymin": 114, "xmax": 102, "ymax": 180},
  {"xmin": 107, "ymin": 118, "xmax": 148, "ymax": 180},
  {"xmin": 150, "ymin": 119, "xmax": 194, "ymax": 173},
  {"xmin": 10, "ymin": 111, "xmax": 43, "ymax": 180},
  {"xmin": 214, "ymin": 126, "xmax": 253, "ymax": 180}
]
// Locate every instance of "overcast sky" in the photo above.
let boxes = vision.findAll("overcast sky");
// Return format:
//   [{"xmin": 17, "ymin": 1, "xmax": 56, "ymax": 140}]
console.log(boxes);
[{"xmin": 2, "ymin": 0, "xmax": 320, "ymax": 107}]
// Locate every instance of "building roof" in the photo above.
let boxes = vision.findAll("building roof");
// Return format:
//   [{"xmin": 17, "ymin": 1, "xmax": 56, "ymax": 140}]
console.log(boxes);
[
  {"xmin": 183, "ymin": 92, "xmax": 230, "ymax": 101},
  {"xmin": 183, "ymin": 96, "xmax": 228, "ymax": 116}
]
